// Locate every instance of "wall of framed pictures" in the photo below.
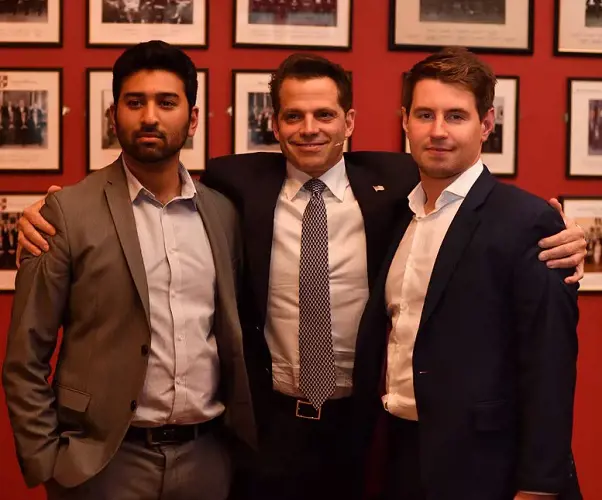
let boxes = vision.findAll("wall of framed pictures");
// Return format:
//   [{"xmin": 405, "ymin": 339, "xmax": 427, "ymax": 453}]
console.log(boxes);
[{"xmin": 0, "ymin": 1, "xmax": 602, "ymax": 499}]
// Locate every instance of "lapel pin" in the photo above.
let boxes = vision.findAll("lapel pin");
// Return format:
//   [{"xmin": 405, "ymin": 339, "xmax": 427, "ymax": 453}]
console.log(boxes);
[{"xmin": 373, "ymin": 185, "xmax": 385, "ymax": 192}]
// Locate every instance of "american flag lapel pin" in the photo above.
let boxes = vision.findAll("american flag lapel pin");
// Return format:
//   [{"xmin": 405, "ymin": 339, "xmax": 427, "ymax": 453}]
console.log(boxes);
[{"xmin": 373, "ymin": 185, "xmax": 385, "ymax": 192}]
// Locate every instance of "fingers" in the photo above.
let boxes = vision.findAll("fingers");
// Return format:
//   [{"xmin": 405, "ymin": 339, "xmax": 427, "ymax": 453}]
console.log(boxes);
[
  {"xmin": 539, "ymin": 225, "xmax": 586, "ymax": 250},
  {"xmin": 539, "ymin": 238, "xmax": 587, "ymax": 262},
  {"xmin": 21, "ymin": 200, "xmax": 56, "ymax": 237},
  {"xmin": 17, "ymin": 214, "xmax": 51, "ymax": 255},
  {"xmin": 564, "ymin": 261, "xmax": 585, "ymax": 285},
  {"xmin": 47, "ymin": 185, "xmax": 62, "ymax": 195},
  {"xmin": 547, "ymin": 197, "xmax": 565, "ymax": 222}
]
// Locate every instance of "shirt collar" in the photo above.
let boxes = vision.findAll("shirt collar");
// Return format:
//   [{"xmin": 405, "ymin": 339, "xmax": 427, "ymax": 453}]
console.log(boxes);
[
  {"xmin": 284, "ymin": 156, "xmax": 348, "ymax": 202},
  {"xmin": 122, "ymin": 156, "xmax": 197, "ymax": 203},
  {"xmin": 408, "ymin": 159, "xmax": 484, "ymax": 218}
]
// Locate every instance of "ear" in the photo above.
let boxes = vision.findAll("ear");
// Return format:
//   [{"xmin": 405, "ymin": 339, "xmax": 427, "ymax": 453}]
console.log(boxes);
[
  {"xmin": 401, "ymin": 106, "xmax": 409, "ymax": 134},
  {"xmin": 271, "ymin": 113, "xmax": 280, "ymax": 141},
  {"xmin": 188, "ymin": 106, "xmax": 200, "ymax": 138},
  {"xmin": 344, "ymin": 108, "xmax": 356, "ymax": 139},
  {"xmin": 481, "ymin": 107, "xmax": 495, "ymax": 143}
]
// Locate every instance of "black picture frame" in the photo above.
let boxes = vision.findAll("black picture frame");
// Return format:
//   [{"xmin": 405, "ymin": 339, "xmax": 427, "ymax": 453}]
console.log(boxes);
[
  {"xmin": 559, "ymin": 195, "xmax": 602, "ymax": 293},
  {"xmin": 554, "ymin": 0, "xmax": 602, "ymax": 58},
  {"xmin": 233, "ymin": 0, "xmax": 353, "ymax": 51},
  {"xmin": 0, "ymin": 68, "xmax": 63, "ymax": 174},
  {"xmin": 566, "ymin": 77, "xmax": 602, "ymax": 179},
  {"xmin": 86, "ymin": 67, "xmax": 209, "ymax": 173},
  {"xmin": 0, "ymin": 0, "xmax": 62, "ymax": 48},
  {"xmin": 86, "ymin": 0, "xmax": 209, "ymax": 49},
  {"xmin": 0, "ymin": 191, "xmax": 46, "ymax": 293},
  {"xmin": 400, "ymin": 73, "xmax": 519, "ymax": 178},
  {"xmin": 231, "ymin": 68, "xmax": 353, "ymax": 155},
  {"xmin": 389, "ymin": 0, "xmax": 534, "ymax": 55}
]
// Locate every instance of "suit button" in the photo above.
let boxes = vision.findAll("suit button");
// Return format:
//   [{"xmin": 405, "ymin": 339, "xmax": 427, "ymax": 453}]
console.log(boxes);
[
  {"xmin": 141, "ymin": 344, "xmax": 149, "ymax": 356},
  {"xmin": 130, "ymin": 400, "xmax": 137, "ymax": 411}
]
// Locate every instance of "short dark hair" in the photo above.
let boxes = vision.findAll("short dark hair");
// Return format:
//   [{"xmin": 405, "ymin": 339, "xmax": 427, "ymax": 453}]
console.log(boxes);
[
  {"xmin": 112, "ymin": 40, "xmax": 197, "ymax": 111},
  {"xmin": 402, "ymin": 46, "xmax": 497, "ymax": 120},
  {"xmin": 269, "ymin": 53, "xmax": 353, "ymax": 116}
]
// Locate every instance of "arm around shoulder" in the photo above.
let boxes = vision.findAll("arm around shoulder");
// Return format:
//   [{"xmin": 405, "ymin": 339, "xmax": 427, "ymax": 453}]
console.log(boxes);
[{"xmin": 2, "ymin": 193, "xmax": 72, "ymax": 488}]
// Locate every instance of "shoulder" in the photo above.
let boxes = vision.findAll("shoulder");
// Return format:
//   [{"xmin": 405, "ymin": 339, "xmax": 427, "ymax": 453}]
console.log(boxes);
[
  {"xmin": 206, "ymin": 152, "xmax": 284, "ymax": 177},
  {"xmin": 344, "ymin": 151, "xmax": 418, "ymax": 172},
  {"xmin": 50, "ymin": 165, "xmax": 114, "ymax": 209}
]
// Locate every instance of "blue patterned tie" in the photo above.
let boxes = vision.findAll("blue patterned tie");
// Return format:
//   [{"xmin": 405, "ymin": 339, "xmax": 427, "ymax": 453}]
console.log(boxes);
[{"xmin": 299, "ymin": 179, "xmax": 336, "ymax": 410}]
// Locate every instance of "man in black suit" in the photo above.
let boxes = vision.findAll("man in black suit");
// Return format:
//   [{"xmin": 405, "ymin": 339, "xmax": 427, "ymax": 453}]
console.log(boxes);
[
  {"xmin": 15, "ymin": 52, "xmax": 586, "ymax": 500},
  {"xmin": 353, "ymin": 47, "xmax": 581, "ymax": 500}
]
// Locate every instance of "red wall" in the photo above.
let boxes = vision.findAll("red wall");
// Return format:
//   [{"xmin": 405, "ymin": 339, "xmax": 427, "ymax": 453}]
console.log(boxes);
[{"xmin": 1, "ymin": 1, "xmax": 602, "ymax": 498}]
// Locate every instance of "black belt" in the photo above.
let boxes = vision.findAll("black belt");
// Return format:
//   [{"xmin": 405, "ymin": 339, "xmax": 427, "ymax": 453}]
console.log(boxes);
[
  {"xmin": 124, "ymin": 416, "xmax": 222, "ymax": 446},
  {"xmin": 271, "ymin": 391, "xmax": 352, "ymax": 421}
]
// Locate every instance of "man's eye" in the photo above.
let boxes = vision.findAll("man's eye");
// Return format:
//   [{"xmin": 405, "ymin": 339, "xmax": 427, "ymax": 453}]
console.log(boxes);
[
  {"xmin": 161, "ymin": 101, "xmax": 176, "ymax": 108},
  {"xmin": 127, "ymin": 100, "xmax": 142, "ymax": 108}
]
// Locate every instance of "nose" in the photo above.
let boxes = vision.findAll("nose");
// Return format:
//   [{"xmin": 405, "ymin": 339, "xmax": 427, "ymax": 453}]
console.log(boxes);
[
  {"xmin": 141, "ymin": 102, "xmax": 159, "ymax": 125},
  {"xmin": 430, "ymin": 116, "xmax": 448, "ymax": 139},
  {"xmin": 300, "ymin": 115, "xmax": 319, "ymax": 136}
]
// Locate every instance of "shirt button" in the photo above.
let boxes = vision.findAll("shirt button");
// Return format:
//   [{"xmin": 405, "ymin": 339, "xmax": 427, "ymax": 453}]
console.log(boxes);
[
  {"xmin": 141, "ymin": 344, "xmax": 149, "ymax": 356},
  {"xmin": 130, "ymin": 400, "xmax": 137, "ymax": 411}
]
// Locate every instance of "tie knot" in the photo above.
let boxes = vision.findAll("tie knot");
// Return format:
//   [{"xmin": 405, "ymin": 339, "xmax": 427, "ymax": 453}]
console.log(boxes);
[{"xmin": 304, "ymin": 179, "xmax": 327, "ymax": 196}]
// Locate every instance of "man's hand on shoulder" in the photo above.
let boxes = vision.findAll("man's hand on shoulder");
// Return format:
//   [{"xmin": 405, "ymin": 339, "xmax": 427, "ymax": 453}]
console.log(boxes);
[
  {"xmin": 16, "ymin": 185, "xmax": 62, "ymax": 267},
  {"xmin": 515, "ymin": 493, "xmax": 556, "ymax": 500}
]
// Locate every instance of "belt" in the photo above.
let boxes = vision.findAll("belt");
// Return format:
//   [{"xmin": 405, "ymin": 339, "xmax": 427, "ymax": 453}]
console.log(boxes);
[
  {"xmin": 124, "ymin": 416, "xmax": 222, "ymax": 446},
  {"xmin": 271, "ymin": 391, "xmax": 352, "ymax": 421}
]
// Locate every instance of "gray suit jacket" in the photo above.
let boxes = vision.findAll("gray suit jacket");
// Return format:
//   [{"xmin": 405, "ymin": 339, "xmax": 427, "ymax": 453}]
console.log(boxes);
[{"xmin": 2, "ymin": 159, "xmax": 257, "ymax": 489}]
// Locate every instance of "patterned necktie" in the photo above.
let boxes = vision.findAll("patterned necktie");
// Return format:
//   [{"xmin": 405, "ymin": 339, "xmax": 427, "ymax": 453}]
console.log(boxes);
[{"xmin": 299, "ymin": 178, "xmax": 337, "ymax": 410}]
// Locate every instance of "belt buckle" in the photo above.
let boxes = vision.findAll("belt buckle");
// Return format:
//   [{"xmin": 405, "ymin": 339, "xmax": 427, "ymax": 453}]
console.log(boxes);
[
  {"xmin": 146, "ymin": 427, "xmax": 179, "ymax": 446},
  {"xmin": 295, "ymin": 400, "xmax": 321, "ymax": 420}
]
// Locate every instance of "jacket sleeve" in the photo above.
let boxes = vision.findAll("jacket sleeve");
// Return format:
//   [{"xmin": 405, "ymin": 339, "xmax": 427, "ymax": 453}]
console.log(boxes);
[
  {"xmin": 513, "ymin": 206, "xmax": 579, "ymax": 494},
  {"xmin": 2, "ymin": 194, "xmax": 71, "ymax": 488}
]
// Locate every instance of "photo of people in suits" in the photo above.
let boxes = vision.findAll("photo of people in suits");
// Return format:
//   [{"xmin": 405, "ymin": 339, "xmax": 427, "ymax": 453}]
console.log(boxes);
[
  {"xmin": 586, "ymin": 0, "xmax": 602, "ymax": 27},
  {"xmin": 481, "ymin": 96, "xmax": 504, "ymax": 154},
  {"xmin": 588, "ymin": 99, "xmax": 602, "ymax": 155},
  {"xmin": 420, "ymin": 0, "xmax": 506, "ymax": 24},
  {"xmin": 102, "ymin": 0, "xmax": 193, "ymax": 24},
  {"xmin": 0, "ymin": 211, "xmax": 18, "ymax": 270},
  {"xmin": 247, "ymin": 91, "xmax": 279, "ymax": 151},
  {"xmin": 249, "ymin": 0, "xmax": 337, "ymax": 27},
  {"xmin": 0, "ymin": 0, "xmax": 47, "ymax": 22},
  {"xmin": 578, "ymin": 217, "xmax": 602, "ymax": 273},
  {"xmin": 0, "ymin": 90, "xmax": 47, "ymax": 149}
]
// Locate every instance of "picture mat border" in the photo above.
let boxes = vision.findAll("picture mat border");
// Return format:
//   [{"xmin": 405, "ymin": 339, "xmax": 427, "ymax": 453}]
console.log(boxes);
[
  {"xmin": 85, "ymin": 67, "xmax": 209, "ymax": 174},
  {"xmin": 0, "ymin": 67, "xmax": 63, "ymax": 174},
  {"xmin": 559, "ymin": 195, "xmax": 602, "ymax": 293},
  {"xmin": 85, "ymin": 0, "xmax": 209, "ymax": 49},
  {"xmin": 0, "ymin": 0, "xmax": 63, "ymax": 47},
  {"xmin": 554, "ymin": 0, "xmax": 602, "ymax": 58},
  {"xmin": 400, "ymin": 74, "xmax": 519, "ymax": 178},
  {"xmin": 388, "ymin": 0, "xmax": 534, "ymax": 55},
  {"xmin": 231, "ymin": 69, "xmax": 353, "ymax": 155},
  {"xmin": 0, "ymin": 192, "xmax": 46, "ymax": 293},
  {"xmin": 232, "ymin": 0, "xmax": 353, "ymax": 51},
  {"xmin": 566, "ymin": 77, "xmax": 602, "ymax": 179}
]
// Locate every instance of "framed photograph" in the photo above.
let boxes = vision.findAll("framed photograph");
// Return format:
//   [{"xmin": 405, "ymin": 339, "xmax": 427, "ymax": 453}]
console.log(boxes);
[
  {"xmin": 560, "ymin": 196, "xmax": 602, "ymax": 292},
  {"xmin": 233, "ymin": 0, "xmax": 352, "ymax": 50},
  {"xmin": 389, "ymin": 0, "xmax": 534, "ymax": 54},
  {"xmin": 86, "ymin": 68, "xmax": 208, "ymax": 173},
  {"xmin": 566, "ymin": 78, "xmax": 602, "ymax": 178},
  {"xmin": 401, "ymin": 75, "xmax": 518, "ymax": 177},
  {"xmin": 555, "ymin": 0, "xmax": 602, "ymax": 57},
  {"xmin": 0, "ymin": 69, "xmax": 62, "ymax": 173},
  {"xmin": 0, "ymin": 193, "xmax": 44, "ymax": 292},
  {"xmin": 232, "ymin": 70, "xmax": 351, "ymax": 154},
  {"xmin": 87, "ymin": 0, "xmax": 207, "ymax": 48},
  {"xmin": 0, "ymin": 0, "xmax": 62, "ymax": 47}
]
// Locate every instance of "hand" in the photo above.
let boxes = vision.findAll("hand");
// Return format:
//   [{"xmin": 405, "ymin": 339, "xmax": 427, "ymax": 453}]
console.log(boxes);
[
  {"xmin": 15, "ymin": 185, "xmax": 62, "ymax": 267},
  {"xmin": 514, "ymin": 493, "xmax": 556, "ymax": 500},
  {"xmin": 538, "ymin": 198, "xmax": 586, "ymax": 285}
]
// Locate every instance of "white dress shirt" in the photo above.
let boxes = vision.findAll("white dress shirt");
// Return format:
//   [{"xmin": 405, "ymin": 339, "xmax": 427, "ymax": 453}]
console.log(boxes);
[
  {"xmin": 383, "ymin": 160, "xmax": 484, "ymax": 421},
  {"xmin": 123, "ymin": 161, "xmax": 224, "ymax": 426},
  {"xmin": 265, "ymin": 158, "xmax": 369, "ymax": 399}
]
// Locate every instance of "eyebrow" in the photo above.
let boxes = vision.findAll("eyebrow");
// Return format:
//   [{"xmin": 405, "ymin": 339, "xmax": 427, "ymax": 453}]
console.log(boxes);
[
  {"xmin": 122, "ymin": 92, "xmax": 181, "ymax": 100},
  {"xmin": 282, "ymin": 107, "xmax": 338, "ymax": 114},
  {"xmin": 412, "ymin": 106, "xmax": 469, "ymax": 114}
]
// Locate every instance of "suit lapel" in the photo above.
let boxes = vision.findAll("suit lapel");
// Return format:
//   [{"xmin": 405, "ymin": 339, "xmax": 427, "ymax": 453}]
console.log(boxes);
[
  {"xmin": 103, "ymin": 159, "xmax": 151, "ymax": 325},
  {"xmin": 419, "ymin": 168, "xmax": 497, "ymax": 330},
  {"xmin": 245, "ymin": 156, "xmax": 287, "ymax": 324}
]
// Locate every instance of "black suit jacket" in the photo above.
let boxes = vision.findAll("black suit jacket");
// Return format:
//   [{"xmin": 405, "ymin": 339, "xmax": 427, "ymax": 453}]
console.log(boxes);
[
  {"xmin": 353, "ymin": 168, "xmax": 581, "ymax": 500},
  {"xmin": 203, "ymin": 151, "xmax": 420, "ymax": 428}
]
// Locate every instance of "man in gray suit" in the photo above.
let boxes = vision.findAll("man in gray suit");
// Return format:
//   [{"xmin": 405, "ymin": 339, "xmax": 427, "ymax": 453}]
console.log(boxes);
[{"xmin": 2, "ymin": 40, "xmax": 256, "ymax": 500}]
